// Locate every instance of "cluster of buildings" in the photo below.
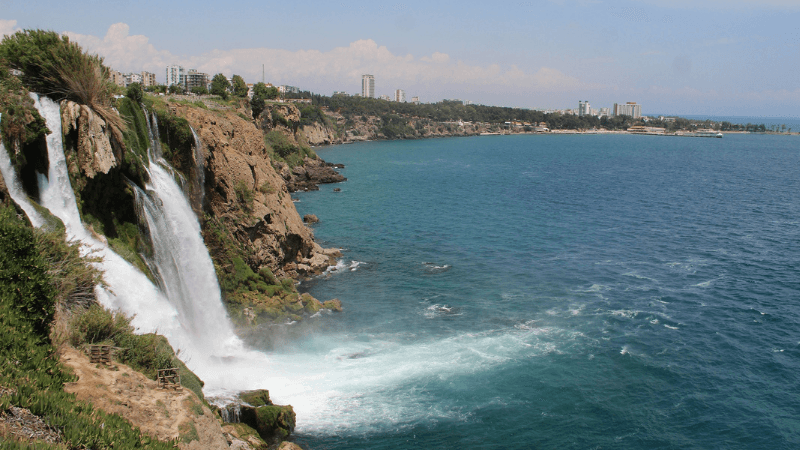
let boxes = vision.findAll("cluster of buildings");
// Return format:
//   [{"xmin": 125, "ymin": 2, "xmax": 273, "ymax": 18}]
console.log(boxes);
[
  {"xmin": 109, "ymin": 70, "xmax": 157, "ymax": 88},
  {"xmin": 110, "ymin": 64, "xmax": 304, "ymax": 101},
  {"xmin": 331, "ymin": 74, "xmax": 420, "ymax": 104},
  {"xmin": 576, "ymin": 100, "xmax": 641, "ymax": 119},
  {"xmin": 111, "ymin": 67, "xmax": 644, "ymax": 121}
]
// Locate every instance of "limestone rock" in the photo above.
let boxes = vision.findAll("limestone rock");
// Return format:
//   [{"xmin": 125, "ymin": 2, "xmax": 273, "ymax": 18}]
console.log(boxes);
[
  {"xmin": 61, "ymin": 100, "xmax": 117, "ymax": 178},
  {"xmin": 176, "ymin": 105, "xmax": 316, "ymax": 276},
  {"xmin": 239, "ymin": 389, "xmax": 271, "ymax": 407},
  {"xmin": 303, "ymin": 214, "xmax": 319, "ymax": 223},
  {"xmin": 285, "ymin": 157, "xmax": 346, "ymax": 193}
]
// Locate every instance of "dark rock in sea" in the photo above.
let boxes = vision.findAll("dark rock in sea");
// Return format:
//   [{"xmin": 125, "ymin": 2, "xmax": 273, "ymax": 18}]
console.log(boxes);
[
  {"xmin": 303, "ymin": 214, "xmax": 319, "ymax": 224},
  {"xmin": 239, "ymin": 389, "xmax": 272, "ymax": 407},
  {"xmin": 333, "ymin": 188, "xmax": 341, "ymax": 192},
  {"xmin": 282, "ymin": 157, "xmax": 346, "ymax": 192},
  {"xmin": 322, "ymin": 298, "xmax": 343, "ymax": 312},
  {"xmin": 239, "ymin": 404, "xmax": 296, "ymax": 444}
]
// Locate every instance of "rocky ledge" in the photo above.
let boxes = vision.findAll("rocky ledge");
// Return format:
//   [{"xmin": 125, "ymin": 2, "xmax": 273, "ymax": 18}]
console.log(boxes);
[{"xmin": 276, "ymin": 157, "xmax": 346, "ymax": 193}]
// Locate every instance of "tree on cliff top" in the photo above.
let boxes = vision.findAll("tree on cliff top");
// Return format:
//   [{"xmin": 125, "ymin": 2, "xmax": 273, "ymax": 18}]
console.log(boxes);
[
  {"xmin": 250, "ymin": 82, "xmax": 280, "ymax": 119},
  {"xmin": 210, "ymin": 73, "xmax": 230, "ymax": 99},
  {"xmin": 232, "ymin": 74, "xmax": 248, "ymax": 98},
  {"xmin": 0, "ymin": 29, "xmax": 125, "ymax": 144}
]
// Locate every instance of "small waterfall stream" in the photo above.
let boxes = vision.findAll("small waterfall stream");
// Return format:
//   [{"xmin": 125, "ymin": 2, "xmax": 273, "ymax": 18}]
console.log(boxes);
[{"xmin": 0, "ymin": 114, "xmax": 45, "ymax": 226}]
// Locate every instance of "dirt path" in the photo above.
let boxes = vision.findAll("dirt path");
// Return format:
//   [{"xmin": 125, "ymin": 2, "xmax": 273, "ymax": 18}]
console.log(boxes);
[{"xmin": 60, "ymin": 347, "xmax": 230, "ymax": 449}]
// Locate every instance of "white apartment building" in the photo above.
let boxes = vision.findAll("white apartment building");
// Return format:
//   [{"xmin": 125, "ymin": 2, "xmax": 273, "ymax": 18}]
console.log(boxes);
[
  {"xmin": 614, "ymin": 102, "xmax": 642, "ymax": 119},
  {"xmin": 166, "ymin": 65, "xmax": 185, "ymax": 88},
  {"xmin": 395, "ymin": 89, "xmax": 405, "ymax": 102},
  {"xmin": 578, "ymin": 100, "xmax": 591, "ymax": 116},
  {"xmin": 362, "ymin": 74, "xmax": 375, "ymax": 98}
]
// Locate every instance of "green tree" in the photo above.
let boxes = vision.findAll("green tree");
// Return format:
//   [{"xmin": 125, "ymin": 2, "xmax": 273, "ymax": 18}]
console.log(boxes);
[
  {"xmin": 191, "ymin": 85, "xmax": 208, "ymax": 95},
  {"xmin": 210, "ymin": 73, "xmax": 229, "ymax": 99},
  {"xmin": 232, "ymin": 74, "xmax": 248, "ymax": 98},
  {"xmin": 126, "ymin": 82, "xmax": 143, "ymax": 103},
  {"xmin": 253, "ymin": 82, "xmax": 279, "ymax": 100},
  {"xmin": 168, "ymin": 83, "xmax": 185, "ymax": 94}
]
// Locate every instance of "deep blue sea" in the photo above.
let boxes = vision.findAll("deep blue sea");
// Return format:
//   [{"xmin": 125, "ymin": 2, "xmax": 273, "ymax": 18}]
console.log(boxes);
[{"xmin": 278, "ymin": 133, "xmax": 800, "ymax": 449}]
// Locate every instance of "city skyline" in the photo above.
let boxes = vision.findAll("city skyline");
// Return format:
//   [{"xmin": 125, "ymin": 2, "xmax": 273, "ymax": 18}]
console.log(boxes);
[{"xmin": 1, "ymin": 0, "xmax": 798, "ymax": 117}]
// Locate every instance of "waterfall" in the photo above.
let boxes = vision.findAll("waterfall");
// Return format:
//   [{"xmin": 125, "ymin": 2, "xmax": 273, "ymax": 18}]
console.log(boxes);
[
  {"xmin": 10, "ymin": 95, "xmax": 295, "ymax": 412},
  {"xmin": 0, "ymin": 114, "xmax": 45, "ymax": 226},
  {"xmin": 190, "ymin": 127, "xmax": 205, "ymax": 212},
  {"xmin": 132, "ymin": 113, "xmax": 239, "ymax": 355},
  {"xmin": 23, "ymin": 93, "xmax": 192, "ymax": 355}
]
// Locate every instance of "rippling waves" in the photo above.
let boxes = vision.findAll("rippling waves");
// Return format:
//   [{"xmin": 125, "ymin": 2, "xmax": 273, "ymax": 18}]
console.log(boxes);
[{"xmin": 276, "ymin": 134, "xmax": 800, "ymax": 449}]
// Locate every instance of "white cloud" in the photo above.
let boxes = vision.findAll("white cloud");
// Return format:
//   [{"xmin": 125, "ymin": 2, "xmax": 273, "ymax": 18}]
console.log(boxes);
[
  {"xmin": 421, "ymin": 52, "xmax": 450, "ymax": 63},
  {"xmin": 65, "ymin": 23, "xmax": 598, "ymax": 97},
  {"xmin": 0, "ymin": 19, "xmax": 20, "ymax": 37},
  {"xmin": 64, "ymin": 23, "xmax": 173, "ymax": 74}
]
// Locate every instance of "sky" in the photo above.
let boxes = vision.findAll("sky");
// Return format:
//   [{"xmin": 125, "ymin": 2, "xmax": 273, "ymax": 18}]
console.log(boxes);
[{"xmin": 1, "ymin": 0, "xmax": 799, "ymax": 117}]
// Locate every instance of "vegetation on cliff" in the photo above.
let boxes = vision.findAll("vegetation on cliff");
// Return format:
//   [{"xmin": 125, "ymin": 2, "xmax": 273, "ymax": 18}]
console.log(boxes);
[
  {"xmin": 0, "ymin": 205, "xmax": 175, "ymax": 449},
  {"xmin": 0, "ymin": 30, "xmax": 125, "ymax": 144}
]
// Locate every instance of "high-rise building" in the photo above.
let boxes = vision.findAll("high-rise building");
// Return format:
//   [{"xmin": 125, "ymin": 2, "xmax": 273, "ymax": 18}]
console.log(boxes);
[
  {"xmin": 395, "ymin": 89, "xmax": 405, "ymax": 102},
  {"xmin": 141, "ymin": 71, "xmax": 157, "ymax": 87},
  {"xmin": 613, "ymin": 102, "xmax": 642, "ymax": 119},
  {"xmin": 362, "ymin": 74, "xmax": 375, "ymax": 98},
  {"xmin": 166, "ymin": 65, "xmax": 185, "ymax": 88},
  {"xmin": 578, "ymin": 100, "xmax": 591, "ymax": 116},
  {"xmin": 109, "ymin": 70, "xmax": 125, "ymax": 87},
  {"xmin": 184, "ymin": 69, "xmax": 209, "ymax": 92}
]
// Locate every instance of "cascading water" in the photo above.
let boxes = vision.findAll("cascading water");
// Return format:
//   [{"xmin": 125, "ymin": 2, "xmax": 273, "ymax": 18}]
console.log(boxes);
[
  {"xmin": 24, "ymin": 93, "xmax": 190, "ymax": 354},
  {"xmin": 0, "ymin": 114, "xmax": 45, "ymax": 227},
  {"xmin": 190, "ymin": 127, "xmax": 205, "ymax": 212},
  {"xmin": 132, "ymin": 111, "xmax": 240, "ymax": 357}
]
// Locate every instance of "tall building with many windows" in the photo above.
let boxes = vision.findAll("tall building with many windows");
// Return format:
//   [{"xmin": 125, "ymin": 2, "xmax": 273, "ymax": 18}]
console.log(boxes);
[
  {"xmin": 613, "ymin": 102, "xmax": 642, "ymax": 119},
  {"xmin": 141, "ymin": 71, "xmax": 157, "ymax": 87},
  {"xmin": 395, "ymin": 89, "xmax": 405, "ymax": 102},
  {"xmin": 362, "ymin": 74, "xmax": 375, "ymax": 98},
  {"xmin": 184, "ymin": 69, "xmax": 209, "ymax": 92},
  {"xmin": 578, "ymin": 100, "xmax": 591, "ymax": 116},
  {"xmin": 165, "ymin": 65, "xmax": 185, "ymax": 88}
]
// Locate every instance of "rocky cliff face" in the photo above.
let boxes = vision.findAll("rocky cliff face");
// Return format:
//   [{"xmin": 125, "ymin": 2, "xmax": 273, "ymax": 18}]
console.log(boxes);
[{"xmin": 174, "ymin": 104, "xmax": 339, "ymax": 279}]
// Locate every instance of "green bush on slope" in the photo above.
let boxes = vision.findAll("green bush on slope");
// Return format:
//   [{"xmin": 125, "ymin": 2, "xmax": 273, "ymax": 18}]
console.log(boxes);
[
  {"xmin": 0, "ymin": 204, "xmax": 174, "ymax": 449},
  {"xmin": 0, "ymin": 29, "xmax": 125, "ymax": 144}
]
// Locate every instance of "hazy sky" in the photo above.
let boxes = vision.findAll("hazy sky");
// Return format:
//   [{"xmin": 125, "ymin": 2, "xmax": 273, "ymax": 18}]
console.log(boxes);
[{"xmin": 2, "ymin": 0, "xmax": 799, "ymax": 117}]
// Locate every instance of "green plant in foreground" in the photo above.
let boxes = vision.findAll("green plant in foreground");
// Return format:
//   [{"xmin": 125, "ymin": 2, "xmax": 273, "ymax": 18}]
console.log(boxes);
[
  {"xmin": 0, "ymin": 205, "xmax": 174, "ymax": 449},
  {"xmin": 0, "ymin": 29, "xmax": 126, "ymax": 144}
]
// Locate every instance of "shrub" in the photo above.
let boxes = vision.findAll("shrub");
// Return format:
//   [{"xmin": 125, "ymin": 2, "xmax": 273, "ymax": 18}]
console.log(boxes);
[
  {"xmin": 234, "ymin": 179, "xmax": 254, "ymax": 212},
  {"xmin": 0, "ymin": 30, "xmax": 126, "ymax": 145},
  {"xmin": 0, "ymin": 204, "xmax": 174, "ymax": 449},
  {"xmin": 126, "ymin": 82, "xmax": 143, "ymax": 103}
]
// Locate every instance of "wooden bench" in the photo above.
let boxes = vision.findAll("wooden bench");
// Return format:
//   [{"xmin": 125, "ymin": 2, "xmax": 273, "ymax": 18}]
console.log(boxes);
[
  {"xmin": 88, "ymin": 345, "xmax": 113, "ymax": 364},
  {"xmin": 157, "ymin": 368, "xmax": 181, "ymax": 389}
]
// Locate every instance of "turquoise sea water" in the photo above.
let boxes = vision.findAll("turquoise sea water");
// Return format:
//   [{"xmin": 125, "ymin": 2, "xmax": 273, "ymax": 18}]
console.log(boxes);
[{"xmin": 277, "ymin": 134, "xmax": 799, "ymax": 449}]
